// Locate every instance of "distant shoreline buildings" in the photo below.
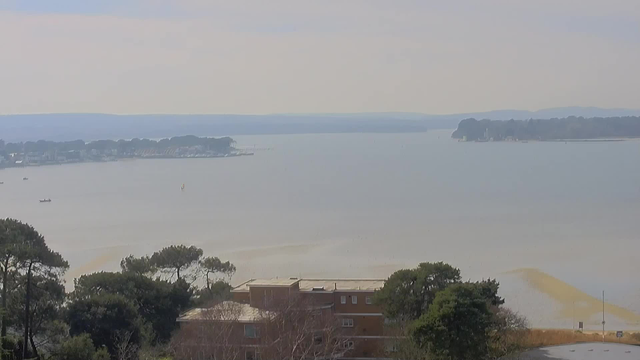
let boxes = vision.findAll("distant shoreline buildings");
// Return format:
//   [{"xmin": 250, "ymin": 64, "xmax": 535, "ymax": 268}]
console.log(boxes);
[{"xmin": 0, "ymin": 135, "xmax": 252, "ymax": 169}]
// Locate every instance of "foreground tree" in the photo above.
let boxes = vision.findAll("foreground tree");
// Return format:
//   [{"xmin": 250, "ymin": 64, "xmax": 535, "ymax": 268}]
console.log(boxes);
[
  {"xmin": 150, "ymin": 245, "xmax": 203, "ymax": 281},
  {"xmin": 2, "ymin": 220, "xmax": 69, "ymax": 359},
  {"xmin": 193, "ymin": 280, "xmax": 232, "ymax": 307},
  {"xmin": 8, "ymin": 274, "xmax": 67, "ymax": 357},
  {"xmin": 375, "ymin": 262, "xmax": 461, "ymax": 322},
  {"xmin": 54, "ymin": 333, "xmax": 97, "ymax": 360},
  {"xmin": 410, "ymin": 282, "xmax": 496, "ymax": 360},
  {"xmin": 0, "ymin": 219, "xmax": 29, "ymax": 338},
  {"xmin": 488, "ymin": 307, "xmax": 529, "ymax": 359},
  {"xmin": 193, "ymin": 256, "xmax": 235, "ymax": 306},
  {"xmin": 67, "ymin": 293, "xmax": 143, "ymax": 357},
  {"xmin": 199, "ymin": 256, "xmax": 235, "ymax": 290},
  {"xmin": 71, "ymin": 271, "xmax": 190, "ymax": 344},
  {"xmin": 120, "ymin": 255, "xmax": 156, "ymax": 277}
]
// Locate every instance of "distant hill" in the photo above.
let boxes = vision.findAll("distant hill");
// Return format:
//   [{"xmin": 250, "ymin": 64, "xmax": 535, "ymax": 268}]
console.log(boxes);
[{"xmin": 1, "ymin": 107, "xmax": 639, "ymax": 142}]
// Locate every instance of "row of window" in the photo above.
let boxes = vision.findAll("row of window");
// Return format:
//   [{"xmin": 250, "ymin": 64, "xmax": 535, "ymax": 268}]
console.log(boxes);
[
  {"xmin": 244, "ymin": 341, "xmax": 357, "ymax": 360},
  {"xmin": 249, "ymin": 318, "xmax": 358, "ymax": 330},
  {"xmin": 247, "ymin": 314, "xmax": 374, "ymax": 336},
  {"xmin": 339, "ymin": 295, "xmax": 373, "ymax": 305},
  {"xmin": 341, "ymin": 318, "xmax": 354, "ymax": 327}
]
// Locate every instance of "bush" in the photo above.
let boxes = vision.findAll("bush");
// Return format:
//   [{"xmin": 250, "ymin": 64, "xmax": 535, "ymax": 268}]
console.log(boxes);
[
  {"xmin": 67, "ymin": 293, "xmax": 143, "ymax": 357},
  {"xmin": 56, "ymin": 334, "xmax": 96, "ymax": 360},
  {"xmin": 93, "ymin": 346, "xmax": 110, "ymax": 360}
]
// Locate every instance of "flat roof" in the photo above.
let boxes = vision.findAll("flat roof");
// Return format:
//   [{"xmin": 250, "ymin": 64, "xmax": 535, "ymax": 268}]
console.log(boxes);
[
  {"xmin": 299, "ymin": 279, "xmax": 385, "ymax": 292},
  {"xmin": 512, "ymin": 342, "xmax": 638, "ymax": 360},
  {"xmin": 247, "ymin": 278, "xmax": 301, "ymax": 287},
  {"xmin": 178, "ymin": 301, "xmax": 271, "ymax": 323},
  {"xmin": 232, "ymin": 278, "xmax": 385, "ymax": 292}
]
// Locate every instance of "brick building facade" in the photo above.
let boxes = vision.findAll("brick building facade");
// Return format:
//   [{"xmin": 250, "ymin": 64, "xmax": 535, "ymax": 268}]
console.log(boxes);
[{"xmin": 178, "ymin": 278, "xmax": 394, "ymax": 360}]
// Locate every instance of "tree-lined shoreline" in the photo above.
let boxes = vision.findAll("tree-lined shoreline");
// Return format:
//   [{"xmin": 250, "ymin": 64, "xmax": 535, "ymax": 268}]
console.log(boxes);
[{"xmin": 452, "ymin": 116, "xmax": 640, "ymax": 142}]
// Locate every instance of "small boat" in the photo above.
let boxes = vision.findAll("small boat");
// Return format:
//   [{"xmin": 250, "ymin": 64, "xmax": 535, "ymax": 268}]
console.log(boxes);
[
  {"xmin": 181, "ymin": 183, "xmax": 185, "ymax": 191},
  {"xmin": 39, "ymin": 199, "xmax": 52, "ymax": 203},
  {"xmin": 23, "ymin": 177, "xmax": 29, "ymax": 181},
  {"xmin": 0, "ymin": 181, "xmax": 4, "ymax": 185}
]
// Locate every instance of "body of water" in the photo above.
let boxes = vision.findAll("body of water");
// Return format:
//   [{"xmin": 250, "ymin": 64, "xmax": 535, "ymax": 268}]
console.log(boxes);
[{"xmin": 1, "ymin": 130, "xmax": 639, "ymax": 329}]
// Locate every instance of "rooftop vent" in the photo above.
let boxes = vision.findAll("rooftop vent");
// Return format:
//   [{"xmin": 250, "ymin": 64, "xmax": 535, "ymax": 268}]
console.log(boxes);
[{"xmin": 312, "ymin": 286, "xmax": 325, "ymax": 291}]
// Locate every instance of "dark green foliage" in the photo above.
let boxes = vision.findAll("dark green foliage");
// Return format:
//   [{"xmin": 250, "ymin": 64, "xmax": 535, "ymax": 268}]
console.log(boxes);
[
  {"xmin": 475, "ymin": 278, "xmax": 504, "ymax": 307},
  {"xmin": 194, "ymin": 280, "xmax": 233, "ymax": 307},
  {"xmin": 120, "ymin": 255, "xmax": 156, "ymax": 277},
  {"xmin": 0, "ymin": 218, "xmax": 68, "ymax": 358},
  {"xmin": 8, "ymin": 274, "xmax": 67, "ymax": 354},
  {"xmin": 2, "ymin": 219, "xmax": 236, "ymax": 359},
  {"xmin": 410, "ymin": 283, "xmax": 496, "ymax": 360},
  {"xmin": 376, "ymin": 263, "xmax": 518, "ymax": 360},
  {"xmin": 93, "ymin": 347, "xmax": 111, "ymax": 360},
  {"xmin": 55, "ymin": 333, "xmax": 97, "ymax": 360},
  {"xmin": 452, "ymin": 116, "xmax": 640, "ymax": 141},
  {"xmin": 1, "ymin": 335, "xmax": 21, "ymax": 360},
  {"xmin": 66, "ymin": 293, "xmax": 142, "ymax": 356},
  {"xmin": 150, "ymin": 245, "xmax": 203, "ymax": 281},
  {"xmin": 72, "ymin": 271, "xmax": 191, "ymax": 343},
  {"xmin": 0, "ymin": 218, "xmax": 25, "ymax": 338},
  {"xmin": 374, "ymin": 262, "xmax": 461, "ymax": 321}
]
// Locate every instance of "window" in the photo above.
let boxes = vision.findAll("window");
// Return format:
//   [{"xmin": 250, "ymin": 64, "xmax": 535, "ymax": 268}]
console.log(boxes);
[
  {"xmin": 244, "ymin": 324, "xmax": 259, "ymax": 338},
  {"xmin": 352, "ymin": 295, "xmax": 357, "ymax": 304},
  {"xmin": 313, "ymin": 332, "xmax": 323, "ymax": 345},
  {"xmin": 340, "ymin": 295, "xmax": 346, "ymax": 304},
  {"xmin": 245, "ymin": 350, "xmax": 255, "ymax": 360},
  {"xmin": 342, "ymin": 340, "xmax": 355, "ymax": 350},
  {"xmin": 366, "ymin": 296, "xmax": 372, "ymax": 305},
  {"xmin": 386, "ymin": 343, "xmax": 399, "ymax": 353},
  {"xmin": 341, "ymin": 318, "xmax": 354, "ymax": 327}
]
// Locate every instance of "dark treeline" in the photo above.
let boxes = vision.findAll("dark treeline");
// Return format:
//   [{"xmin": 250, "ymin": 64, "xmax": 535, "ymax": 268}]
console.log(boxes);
[
  {"xmin": 452, "ymin": 116, "xmax": 640, "ymax": 141},
  {"xmin": 0, "ymin": 135, "xmax": 235, "ymax": 155},
  {"xmin": 0, "ymin": 219, "xmax": 235, "ymax": 360}
]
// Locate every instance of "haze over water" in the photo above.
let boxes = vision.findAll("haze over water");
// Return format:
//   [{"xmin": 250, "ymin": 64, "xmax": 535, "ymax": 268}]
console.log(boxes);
[{"xmin": 1, "ymin": 129, "xmax": 640, "ymax": 329}]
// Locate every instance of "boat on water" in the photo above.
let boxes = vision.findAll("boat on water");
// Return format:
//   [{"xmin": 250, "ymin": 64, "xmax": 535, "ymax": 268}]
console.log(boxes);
[
  {"xmin": 181, "ymin": 183, "xmax": 185, "ymax": 191},
  {"xmin": 0, "ymin": 181, "xmax": 4, "ymax": 185},
  {"xmin": 23, "ymin": 177, "xmax": 29, "ymax": 181},
  {"xmin": 39, "ymin": 199, "xmax": 52, "ymax": 203}
]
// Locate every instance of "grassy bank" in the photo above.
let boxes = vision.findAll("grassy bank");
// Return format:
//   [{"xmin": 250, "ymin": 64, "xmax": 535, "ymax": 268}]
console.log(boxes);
[{"xmin": 522, "ymin": 329, "xmax": 640, "ymax": 348}]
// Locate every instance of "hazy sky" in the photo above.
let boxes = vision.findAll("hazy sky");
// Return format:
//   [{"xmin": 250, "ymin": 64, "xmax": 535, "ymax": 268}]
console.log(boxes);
[{"xmin": 1, "ymin": 0, "xmax": 639, "ymax": 114}]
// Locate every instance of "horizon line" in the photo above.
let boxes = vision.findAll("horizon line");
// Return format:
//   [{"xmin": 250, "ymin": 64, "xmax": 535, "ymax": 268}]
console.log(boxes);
[{"xmin": 2, "ymin": 106, "xmax": 640, "ymax": 117}]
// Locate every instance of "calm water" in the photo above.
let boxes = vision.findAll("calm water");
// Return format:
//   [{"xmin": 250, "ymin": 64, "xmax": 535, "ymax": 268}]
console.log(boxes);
[{"xmin": 1, "ymin": 130, "xmax": 640, "ymax": 328}]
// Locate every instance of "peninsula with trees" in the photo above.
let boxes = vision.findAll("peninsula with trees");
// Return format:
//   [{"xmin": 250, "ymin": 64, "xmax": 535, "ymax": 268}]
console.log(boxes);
[
  {"xmin": 0, "ymin": 135, "xmax": 251, "ymax": 169},
  {"xmin": 452, "ymin": 116, "xmax": 640, "ymax": 142}
]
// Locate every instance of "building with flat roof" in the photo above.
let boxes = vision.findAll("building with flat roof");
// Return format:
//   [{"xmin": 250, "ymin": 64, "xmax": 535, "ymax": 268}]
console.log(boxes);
[{"xmin": 178, "ymin": 277, "xmax": 392, "ymax": 359}]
